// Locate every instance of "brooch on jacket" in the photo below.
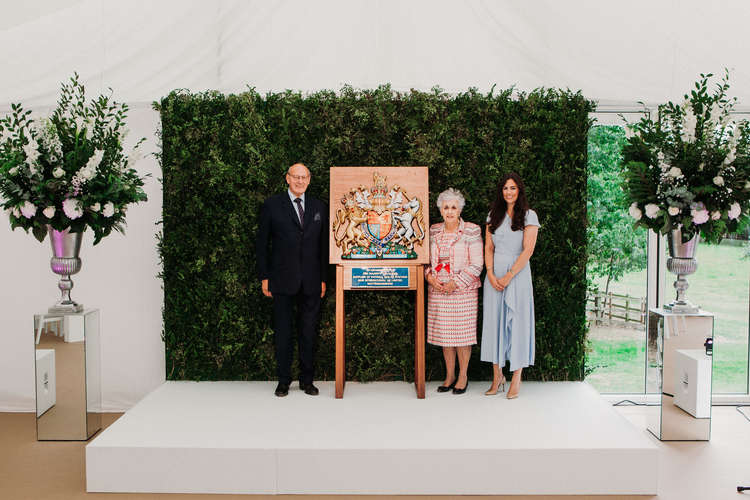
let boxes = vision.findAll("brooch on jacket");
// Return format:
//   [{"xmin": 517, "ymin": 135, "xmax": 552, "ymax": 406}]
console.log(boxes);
[{"xmin": 314, "ymin": 212, "xmax": 321, "ymax": 222}]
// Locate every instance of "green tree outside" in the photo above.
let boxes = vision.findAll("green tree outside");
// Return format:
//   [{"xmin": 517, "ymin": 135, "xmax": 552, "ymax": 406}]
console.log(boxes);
[{"xmin": 587, "ymin": 125, "xmax": 647, "ymax": 294}]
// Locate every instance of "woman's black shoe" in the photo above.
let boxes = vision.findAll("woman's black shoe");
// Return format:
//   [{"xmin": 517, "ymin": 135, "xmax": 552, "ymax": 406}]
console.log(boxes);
[
  {"xmin": 436, "ymin": 381, "xmax": 456, "ymax": 393},
  {"xmin": 452, "ymin": 382, "xmax": 468, "ymax": 394}
]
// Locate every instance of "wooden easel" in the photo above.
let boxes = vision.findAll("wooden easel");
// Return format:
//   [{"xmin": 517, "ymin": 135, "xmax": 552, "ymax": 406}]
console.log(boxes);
[{"xmin": 335, "ymin": 264, "xmax": 425, "ymax": 399}]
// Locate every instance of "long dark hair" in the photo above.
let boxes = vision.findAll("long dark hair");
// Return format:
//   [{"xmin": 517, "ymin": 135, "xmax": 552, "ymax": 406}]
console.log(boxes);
[{"xmin": 488, "ymin": 172, "xmax": 530, "ymax": 233}]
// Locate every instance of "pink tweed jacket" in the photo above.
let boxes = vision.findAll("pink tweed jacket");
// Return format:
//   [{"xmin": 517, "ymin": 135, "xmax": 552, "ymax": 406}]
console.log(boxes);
[{"xmin": 426, "ymin": 219, "xmax": 484, "ymax": 291}]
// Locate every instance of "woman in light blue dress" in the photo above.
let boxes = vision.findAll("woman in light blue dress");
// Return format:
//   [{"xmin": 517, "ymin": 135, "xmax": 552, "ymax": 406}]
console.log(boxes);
[{"xmin": 480, "ymin": 172, "xmax": 539, "ymax": 399}]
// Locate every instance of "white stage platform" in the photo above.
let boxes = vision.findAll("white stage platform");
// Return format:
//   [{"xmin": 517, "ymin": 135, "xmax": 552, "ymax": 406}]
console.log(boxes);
[{"xmin": 86, "ymin": 381, "xmax": 658, "ymax": 495}]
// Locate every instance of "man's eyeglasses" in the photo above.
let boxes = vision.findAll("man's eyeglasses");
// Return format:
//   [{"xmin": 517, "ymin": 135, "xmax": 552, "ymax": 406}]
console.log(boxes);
[{"xmin": 288, "ymin": 174, "xmax": 309, "ymax": 181}]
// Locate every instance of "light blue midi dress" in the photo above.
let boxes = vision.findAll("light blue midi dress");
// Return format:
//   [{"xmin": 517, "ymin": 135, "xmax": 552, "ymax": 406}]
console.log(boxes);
[{"xmin": 480, "ymin": 209, "xmax": 539, "ymax": 371}]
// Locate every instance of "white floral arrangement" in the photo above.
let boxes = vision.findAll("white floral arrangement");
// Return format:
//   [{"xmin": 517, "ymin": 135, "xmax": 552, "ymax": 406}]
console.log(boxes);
[
  {"xmin": 0, "ymin": 73, "xmax": 147, "ymax": 244},
  {"xmin": 622, "ymin": 71, "xmax": 750, "ymax": 243}
]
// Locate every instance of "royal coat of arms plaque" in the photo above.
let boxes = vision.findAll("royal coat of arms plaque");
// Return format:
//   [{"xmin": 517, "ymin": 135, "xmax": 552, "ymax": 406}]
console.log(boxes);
[{"xmin": 329, "ymin": 166, "xmax": 429, "ymax": 265}]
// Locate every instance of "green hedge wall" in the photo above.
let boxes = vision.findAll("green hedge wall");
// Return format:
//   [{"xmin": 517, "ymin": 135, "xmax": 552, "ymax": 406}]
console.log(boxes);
[{"xmin": 157, "ymin": 85, "xmax": 594, "ymax": 382}]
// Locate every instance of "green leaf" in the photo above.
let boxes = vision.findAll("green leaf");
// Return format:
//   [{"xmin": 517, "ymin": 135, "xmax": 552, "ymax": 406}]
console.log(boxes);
[{"xmin": 32, "ymin": 224, "xmax": 47, "ymax": 242}]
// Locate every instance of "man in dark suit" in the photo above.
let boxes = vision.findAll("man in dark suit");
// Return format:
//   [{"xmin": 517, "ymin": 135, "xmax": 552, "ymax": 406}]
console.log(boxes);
[{"xmin": 256, "ymin": 163, "xmax": 328, "ymax": 397}]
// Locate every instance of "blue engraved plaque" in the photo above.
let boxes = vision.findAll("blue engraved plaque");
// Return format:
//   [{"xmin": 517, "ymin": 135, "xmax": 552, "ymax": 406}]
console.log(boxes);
[{"xmin": 351, "ymin": 267, "xmax": 409, "ymax": 288}]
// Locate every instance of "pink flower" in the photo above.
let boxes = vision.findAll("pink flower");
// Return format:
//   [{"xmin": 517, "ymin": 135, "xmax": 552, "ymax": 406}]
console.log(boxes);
[
  {"xmin": 20, "ymin": 201, "xmax": 36, "ymax": 219},
  {"xmin": 690, "ymin": 205, "xmax": 710, "ymax": 225},
  {"xmin": 728, "ymin": 202, "xmax": 742, "ymax": 220}
]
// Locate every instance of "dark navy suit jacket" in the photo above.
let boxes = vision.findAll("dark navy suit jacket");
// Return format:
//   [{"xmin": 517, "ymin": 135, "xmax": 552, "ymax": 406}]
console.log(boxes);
[{"xmin": 256, "ymin": 193, "xmax": 328, "ymax": 295}]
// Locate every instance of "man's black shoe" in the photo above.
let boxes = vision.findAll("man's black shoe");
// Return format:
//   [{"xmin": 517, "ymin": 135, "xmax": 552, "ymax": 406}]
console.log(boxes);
[
  {"xmin": 299, "ymin": 382, "xmax": 319, "ymax": 396},
  {"xmin": 275, "ymin": 382, "xmax": 290, "ymax": 397}
]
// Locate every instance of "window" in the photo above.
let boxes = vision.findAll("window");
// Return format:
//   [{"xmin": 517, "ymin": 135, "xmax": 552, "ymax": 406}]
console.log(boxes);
[{"xmin": 586, "ymin": 109, "xmax": 750, "ymax": 400}]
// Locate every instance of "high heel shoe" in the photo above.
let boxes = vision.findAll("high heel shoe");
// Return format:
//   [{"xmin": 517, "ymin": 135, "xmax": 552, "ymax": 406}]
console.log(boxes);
[
  {"xmin": 484, "ymin": 376, "xmax": 506, "ymax": 396},
  {"xmin": 452, "ymin": 381, "xmax": 468, "ymax": 394},
  {"xmin": 506, "ymin": 381, "xmax": 520, "ymax": 399},
  {"xmin": 436, "ymin": 380, "xmax": 456, "ymax": 393}
]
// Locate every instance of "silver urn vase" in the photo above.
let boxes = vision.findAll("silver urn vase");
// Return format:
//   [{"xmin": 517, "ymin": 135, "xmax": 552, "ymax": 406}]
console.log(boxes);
[
  {"xmin": 664, "ymin": 228, "xmax": 700, "ymax": 313},
  {"xmin": 48, "ymin": 226, "xmax": 84, "ymax": 313}
]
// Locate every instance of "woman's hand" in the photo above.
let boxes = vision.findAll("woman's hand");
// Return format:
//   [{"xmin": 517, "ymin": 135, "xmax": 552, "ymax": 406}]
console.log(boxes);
[
  {"xmin": 495, "ymin": 272, "xmax": 512, "ymax": 291},
  {"xmin": 428, "ymin": 274, "xmax": 445, "ymax": 293},
  {"xmin": 488, "ymin": 273, "xmax": 503, "ymax": 292},
  {"xmin": 488, "ymin": 272, "xmax": 512, "ymax": 291},
  {"xmin": 442, "ymin": 280, "xmax": 458, "ymax": 294}
]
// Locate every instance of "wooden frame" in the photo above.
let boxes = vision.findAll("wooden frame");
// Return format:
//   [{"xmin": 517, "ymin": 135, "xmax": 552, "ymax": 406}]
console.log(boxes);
[{"xmin": 330, "ymin": 166, "xmax": 428, "ymax": 399}]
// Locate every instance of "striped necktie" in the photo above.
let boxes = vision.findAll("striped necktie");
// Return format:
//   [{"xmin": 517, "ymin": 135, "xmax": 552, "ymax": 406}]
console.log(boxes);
[{"xmin": 294, "ymin": 198, "xmax": 304, "ymax": 227}]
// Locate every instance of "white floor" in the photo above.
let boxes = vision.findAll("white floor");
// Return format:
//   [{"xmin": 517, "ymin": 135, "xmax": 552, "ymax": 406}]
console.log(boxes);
[{"xmin": 86, "ymin": 381, "xmax": 658, "ymax": 495}]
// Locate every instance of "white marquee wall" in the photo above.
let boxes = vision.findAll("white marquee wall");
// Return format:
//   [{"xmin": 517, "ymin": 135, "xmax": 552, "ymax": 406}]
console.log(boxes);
[{"xmin": 2, "ymin": 0, "xmax": 749, "ymax": 411}]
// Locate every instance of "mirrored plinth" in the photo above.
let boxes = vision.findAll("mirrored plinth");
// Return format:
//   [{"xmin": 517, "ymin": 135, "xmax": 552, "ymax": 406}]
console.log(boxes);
[
  {"xmin": 33, "ymin": 309, "xmax": 101, "ymax": 441},
  {"xmin": 646, "ymin": 308, "xmax": 713, "ymax": 441}
]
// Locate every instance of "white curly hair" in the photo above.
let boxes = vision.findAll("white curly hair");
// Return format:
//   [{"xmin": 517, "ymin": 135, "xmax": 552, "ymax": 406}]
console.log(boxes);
[{"xmin": 436, "ymin": 188, "xmax": 466, "ymax": 211}]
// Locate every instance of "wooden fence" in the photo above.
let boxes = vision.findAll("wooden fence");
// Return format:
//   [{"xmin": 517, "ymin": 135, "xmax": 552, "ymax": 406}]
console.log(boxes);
[{"xmin": 586, "ymin": 289, "xmax": 646, "ymax": 326}]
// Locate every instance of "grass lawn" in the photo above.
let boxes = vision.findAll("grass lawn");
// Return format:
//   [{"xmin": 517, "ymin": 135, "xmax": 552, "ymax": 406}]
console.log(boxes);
[{"xmin": 586, "ymin": 241, "xmax": 750, "ymax": 394}]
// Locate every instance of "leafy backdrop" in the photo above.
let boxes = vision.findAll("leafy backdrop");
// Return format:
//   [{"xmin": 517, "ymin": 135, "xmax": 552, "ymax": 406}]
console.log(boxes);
[{"xmin": 156, "ymin": 85, "xmax": 594, "ymax": 382}]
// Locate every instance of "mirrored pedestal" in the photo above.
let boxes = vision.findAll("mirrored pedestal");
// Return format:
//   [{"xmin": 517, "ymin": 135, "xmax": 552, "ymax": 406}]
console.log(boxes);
[
  {"xmin": 647, "ymin": 308, "xmax": 713, "ymax": 441},
  {"xmin": 33, "ymin": 309, "xmax": 101, "ymax": 441}
]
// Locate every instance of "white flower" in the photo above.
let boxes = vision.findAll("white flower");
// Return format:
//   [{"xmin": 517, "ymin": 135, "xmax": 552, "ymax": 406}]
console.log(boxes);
[
  {"xmin": 90, "ymin": 202, "xmax": 101, "ymax": 212},
  {"xmin": 102, "ymin": 202, "xmax": 115, "ymax": 217},
  {"xmin": 667, "ymin": 167, "xmax": 683, "ymax": 179},
  {"xmin": 43, "ymin": 206, "xmax": 55, "ymax": 218},
  {"xmin": 74, "ymin": 116, "xmax": 85, "ymax": 131},
  {"xmin": 23, "ymin": 139, "xmax": 40, "ymax": 164},
  {"xmin": 74, "ymin": 164, "xmax": 96, "ymax": 183},
  {"xmin": 53, "ymin": 167, "xmax": 64, "ymax": 178},
  {"xmin": 8, "ymin": 166, "xmax": 18, "ymax": 176},
  {"xmin": 628, "ymin": 202, "xmax": 642, "ymax": 221},
  {"xmin": 86, "ymin": 149, "xmax": 104, "ymax": 170},
  {"xmin": 711, "ymin": 211, "xmax": 721, "ymax": 221},
  {"xmin": 724, "ymin": 146, "xmax": 737, "ymax": 165},
  {"xmin": 728, "ymin": 202, "xmax": 742, "ymax": 220},
  {"xmin": 644, "ymin": 203, "xmax": 660, "ymax": 219},
  {"xmin": 62, "ymin": 198, "xmax": 83, "ymax": 220},
  {"xmin": 681, "ymin": 107, "xmax": 697, "ymax": 142},
  {"xmin": 20, "ymin": 201, "xmax": 36, "ymax": 219},
  {"xmin": 668, "ymin": 206, "xmax": 680, "ymax": 216},
  {"xmin": 713, "ymin": 176, "xmax": 724, "ymax": 186},
  {"xmin": 11, "ymin": 207, "xmax": 21, "ymax": 218}
]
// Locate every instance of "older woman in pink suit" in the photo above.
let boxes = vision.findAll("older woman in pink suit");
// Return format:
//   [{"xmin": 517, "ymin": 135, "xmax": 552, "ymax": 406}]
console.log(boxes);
[{"xmin": 425, "ymin": 188, "xmax": 484, "ymax": 394}]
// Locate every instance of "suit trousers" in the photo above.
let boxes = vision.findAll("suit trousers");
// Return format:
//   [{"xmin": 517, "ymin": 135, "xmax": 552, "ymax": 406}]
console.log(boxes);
[{"xmin": 272, "ymin": 290, "xmax": 321, "ymax": 385}]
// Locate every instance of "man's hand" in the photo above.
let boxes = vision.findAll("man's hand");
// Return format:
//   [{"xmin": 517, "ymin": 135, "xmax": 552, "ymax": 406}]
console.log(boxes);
[
  {"xmin": 321, "ymin": 281, "xmax": 326, "ymax": 298},
  {"xmin": 262, "ymin": 279, "xmax": 272, "ymax": 297}
]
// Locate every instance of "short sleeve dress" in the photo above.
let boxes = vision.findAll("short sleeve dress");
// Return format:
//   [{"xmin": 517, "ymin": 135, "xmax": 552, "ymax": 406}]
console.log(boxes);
[{"xmin": 480, "ymin": 209, "xmax": 540, "ymax": 371}]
